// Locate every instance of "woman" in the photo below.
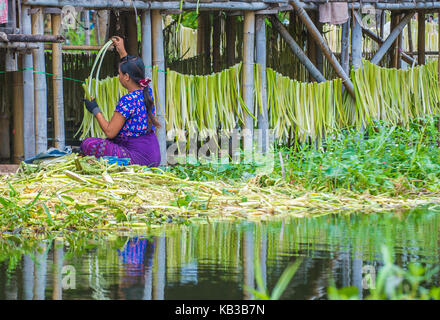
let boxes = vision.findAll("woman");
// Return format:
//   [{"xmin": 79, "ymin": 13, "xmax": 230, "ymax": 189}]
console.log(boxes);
[{"xmin": 81, "ymin": 36, "xmax": 161, "ymax": 167}]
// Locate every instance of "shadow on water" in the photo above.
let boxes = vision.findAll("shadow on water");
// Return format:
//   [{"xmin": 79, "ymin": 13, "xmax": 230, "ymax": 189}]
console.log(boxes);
[{"xmin": 1, "ymin": 207, "xmax": 440, "ymax": 300}]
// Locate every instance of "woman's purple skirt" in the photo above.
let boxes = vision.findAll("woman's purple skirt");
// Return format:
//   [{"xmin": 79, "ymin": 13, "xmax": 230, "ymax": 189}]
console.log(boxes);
[{"xmin": 80, "ymin": 131, "xmax": 161, "ymax": 167}]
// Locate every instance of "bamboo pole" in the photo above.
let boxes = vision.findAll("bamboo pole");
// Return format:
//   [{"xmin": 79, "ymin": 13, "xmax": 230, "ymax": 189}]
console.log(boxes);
[
  {"xmin": 52, "ymin": 238, "xmax": 64, "ymax": 300},
  {"xmin": 341, "ymin": 18, "xmax": 350, "ymax": 75},
  {"xmin": 141, "ymin": 10, "xmax": 153, "ymax": 80},
  {"xmin": 243, "ymin": 11, "xmax": 255, "ymax": 162},
  {"xmin": 51, "ymin": 13, "xmax": 65, "ymax": 150},
  {"xmin": 22, "ymin": 255, "xmax": 34, "ymax": 300},
  {"xmin": 397, "ymin": 13, "xmax": 404, "ymax": 69},
  {"xmin": 352, "ymin": 12, "xmax": 363, "ymax": 70},
  {"xmin": 1, "ymin": 34, "xmax": 65, "ymax": 42},
  {"xmin": 97, "ymin": 10, "xmax": 109, "ymax": 45},
  {"xmin": 408, "ymin": 17, "xmax": 414, "ymax": 56},
  {"xmin": 390, "ymin": 12, "xmax": 399, "ymax": 67},
  {"xmin": 12, "ymin": 57, "xmax": 24, "ymax": 164},
  {"xmin": 289, "ymin": 0, "xmax": 355, "ymax": 98},
  {"xmin": 363, "ymin": 27, "xmax": 417, "ymax": 65},
  {"xmin": 256, "ymin": 14, "xmax": 268, "ymax": 153},
  {"xmin": 243, "ymin": 230, "xmax": 255, "ymax": 300},
  {"xmin": 33, "ymin": 242, "xmax": 47, "ymax": 300},
  {"xmin": 22, "ymin": 5, "xmax": 36, "ymax": 160},
  {"xmin": 153, "ymin": 236, "xmax": 165, "ymax": 300},
  {"xmin": 418, "ymin": 10, "xmax": 426, "ymax": 65},
  {"xmin": 152, "ymin": 10, "xmax": 167, "ymax": 166},
  {"xmin": 268, "ymin": 15, "xmax": 326, "ymax": 83},
  {"xmin": 84, "ymin": 10, "xmax": 91, "ymax": 46},
  {"xmin": 32, "ymin": 9, "xmax": 48, "ymax": 154},
  {"xmin": 371, "ymin": 12, "xmax": 416, "ymax": 65}
]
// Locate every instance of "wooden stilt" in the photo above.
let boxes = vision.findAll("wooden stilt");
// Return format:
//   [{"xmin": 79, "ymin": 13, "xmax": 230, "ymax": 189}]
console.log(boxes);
[
  {"xmin": 84, "ymin": 10, "xmax": 91, "ymax": 46},
  {"xmin": 341, "ymin": 18, "xmax": 350, "ymax": 75},
  {"xmin": 352, "ymin": 12, "xmax": 363, "ymax": 70},
  {"xmin": 256, "ymin": 14, "xmax": 268, "ymax": 153},
  {"xmin": 141, "ymin": 10, "xmax": 153, "ymax": 79},
  {"xmin": 152, "ymin": 10, "xmax": 167, "ymax": 166},
  {"xmin": 12, "ymin": 57, "xmax": 24, "ymax": 164},
  {"xmin": 51, "ymin": 13, "xmax": 65, "ymax": 150},
  {"xmin": 32, "ymin": 8, "xmax": 48, "ymax": 154},
  {"xmin": 418, "ymin": 10, "xmax": 426, "ymax": 65},
  {"xmin": 22, "ymin": 5, "xmax": 36, "ymax": 159},
  {"xmin": 243, "ymin": 11, "xmax": 255, "ymax": 162}
]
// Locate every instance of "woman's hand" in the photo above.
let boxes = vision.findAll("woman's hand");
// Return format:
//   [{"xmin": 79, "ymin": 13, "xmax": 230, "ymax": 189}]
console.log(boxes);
[
  {"xmin": 111, "ymin": 36, "xmax": 128, "ymax": 59},
  {"xmin": 83, "ymin": 98, "xmax": 101, "ymax": 116}
]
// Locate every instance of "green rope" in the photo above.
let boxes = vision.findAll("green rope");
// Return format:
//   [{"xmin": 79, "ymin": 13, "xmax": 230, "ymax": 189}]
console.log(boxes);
[
  {"xmin": 0, "ymin": 67, "xmax": 86, "ymax": 83},
  {"xmin": 0, "ymin": 66, "xmax": 167, "ymax": 80}
]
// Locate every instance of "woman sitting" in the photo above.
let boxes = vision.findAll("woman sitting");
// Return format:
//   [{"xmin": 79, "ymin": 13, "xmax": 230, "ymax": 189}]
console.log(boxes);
[{"xmin": 81, "ymin": 36, "xmax": 161, "ymax": 167}]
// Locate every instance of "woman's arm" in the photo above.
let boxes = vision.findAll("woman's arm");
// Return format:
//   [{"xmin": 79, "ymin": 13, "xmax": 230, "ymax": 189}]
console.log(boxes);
[{"xmin": 95, "ymin": 111, "xmax": 126, "ymax": 139}]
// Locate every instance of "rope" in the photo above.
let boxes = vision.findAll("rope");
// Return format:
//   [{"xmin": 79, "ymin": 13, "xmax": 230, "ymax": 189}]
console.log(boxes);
[{"xmin": 0, "ymin": 67, "xmax": 86, "ymax": 83}]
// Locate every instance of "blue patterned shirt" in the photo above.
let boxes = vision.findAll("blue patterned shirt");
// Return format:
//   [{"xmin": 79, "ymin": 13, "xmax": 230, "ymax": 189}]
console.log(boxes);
[{"xmin": 115, "ymin": 87, "xmax": 156, "ymax": 137}]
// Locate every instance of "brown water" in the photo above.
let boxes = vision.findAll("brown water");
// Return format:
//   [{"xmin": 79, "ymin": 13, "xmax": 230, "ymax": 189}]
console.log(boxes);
[{"xmin": 1, "ymin": 207, "xmax": 440, "ymax": 300}]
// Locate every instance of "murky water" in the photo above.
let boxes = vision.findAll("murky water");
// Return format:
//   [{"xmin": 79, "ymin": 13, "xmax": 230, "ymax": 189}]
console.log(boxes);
[{"xmin": 1, "ymin": 207, "xmax": 440, "ymax": 300}]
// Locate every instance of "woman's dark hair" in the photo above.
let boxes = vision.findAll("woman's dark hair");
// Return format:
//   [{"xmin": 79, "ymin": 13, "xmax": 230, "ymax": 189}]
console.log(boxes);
[{"xmin": 119, "ymin": 56, "xmax": 161, "ymax": 131}]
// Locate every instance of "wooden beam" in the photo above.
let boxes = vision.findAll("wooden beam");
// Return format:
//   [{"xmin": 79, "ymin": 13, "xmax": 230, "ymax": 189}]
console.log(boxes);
[
  {"xmin": 268, "ymin": 15, "xmax": 326, "ymax": 83},
  {"xmin": 289, "ymin": 0, "xmax": 355, "ymax": 97},
  {"xmin": 370, "ymin": 12, "xmax": 415, "ymax": 65},
  {"xmin": 363, "ymin": 27, "xmax": 417, "ymax": 65}
]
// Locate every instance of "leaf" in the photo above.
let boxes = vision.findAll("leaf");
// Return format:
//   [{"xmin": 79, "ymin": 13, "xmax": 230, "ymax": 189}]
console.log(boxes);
[{"xmin": 270, "ymin": 257, "xmax": 304, "ymax": 300}]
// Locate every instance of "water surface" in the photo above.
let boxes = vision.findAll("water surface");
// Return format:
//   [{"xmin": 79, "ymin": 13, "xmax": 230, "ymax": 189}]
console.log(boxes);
[{"xmin": 1, "ymin": 208, "xmax": 440, "ymax": 300}]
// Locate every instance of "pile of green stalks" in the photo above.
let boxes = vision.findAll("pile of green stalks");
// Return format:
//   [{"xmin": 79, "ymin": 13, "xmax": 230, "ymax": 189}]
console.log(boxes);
[
  {"xmin": 351, "ymin": 59, "xmax": 440, "ymax": 129},
  {"xmin": 2, "ymin": 141, "xmax": 440, "ymax": 235},
  {"xmin": 166, "ymin": 62, "xmax": 254, "ymax": 141},
  {"xmin": 266, "ymin": 67, "xmax": 344, "ymax": 144}
]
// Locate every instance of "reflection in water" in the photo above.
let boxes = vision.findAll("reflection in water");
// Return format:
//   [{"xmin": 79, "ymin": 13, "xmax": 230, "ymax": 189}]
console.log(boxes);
[{"xmin": 1, "ymin": 209, "xmax": 440, "ymax": 300}]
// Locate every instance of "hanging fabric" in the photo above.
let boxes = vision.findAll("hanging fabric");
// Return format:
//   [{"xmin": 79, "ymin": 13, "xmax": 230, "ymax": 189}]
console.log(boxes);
[
  {"xmin": 0, "ymin": 0, "xmax": 8, "ymax": 25},
  {"xmin": 319, "ymin": 1, "xmax": 349, "ymax": 25}
]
